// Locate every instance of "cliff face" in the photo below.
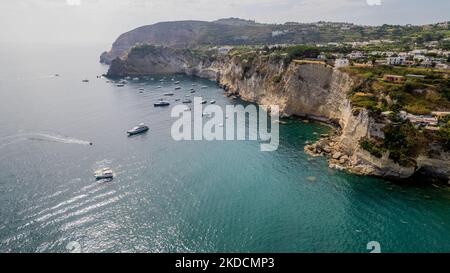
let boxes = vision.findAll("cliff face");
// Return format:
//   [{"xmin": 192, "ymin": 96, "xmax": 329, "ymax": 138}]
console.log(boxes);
[
  {"xmin": 106, "ymin": 46, "xmax": 219, "ymax": 80},
  {"xmin": 106, "ymin": 50, "xmax": 450, "ymax": 183}
]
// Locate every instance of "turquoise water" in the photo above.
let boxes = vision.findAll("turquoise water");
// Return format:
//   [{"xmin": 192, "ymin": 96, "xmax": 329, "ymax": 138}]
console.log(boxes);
[{"xmin": 1, "ymin": 44, "xmax": 450, "ymax": 253}]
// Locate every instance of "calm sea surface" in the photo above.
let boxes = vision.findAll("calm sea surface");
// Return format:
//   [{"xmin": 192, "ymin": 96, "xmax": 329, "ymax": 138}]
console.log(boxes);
[{"xmin": 0, "ymin": 44, "xmax": 450, "ymax": 253}]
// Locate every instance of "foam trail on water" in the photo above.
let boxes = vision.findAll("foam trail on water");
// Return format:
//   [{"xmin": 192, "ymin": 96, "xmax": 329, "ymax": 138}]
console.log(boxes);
[
  {"xmin": 0, "ymin": 133, "xmax": 92, "ymax": 148},
  {"xmin": 27, "ymin": 133, "xmax": 91, "ymax": 145}
]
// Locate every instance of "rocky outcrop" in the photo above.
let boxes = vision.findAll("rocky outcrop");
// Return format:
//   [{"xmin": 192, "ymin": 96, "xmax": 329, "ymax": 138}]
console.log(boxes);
[
  {"xmin": 106, "ymin": 48, "xmax": 450, "ymax": 183},
  {"xmin": 107, "ymin": 45, "xmax": 219, "ymax": 80}
]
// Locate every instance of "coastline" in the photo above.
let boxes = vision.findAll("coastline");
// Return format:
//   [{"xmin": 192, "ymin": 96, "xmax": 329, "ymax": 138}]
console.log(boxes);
[{"xmin": 103, "ymin": 47, "xmax": 450, "ymax": 185}]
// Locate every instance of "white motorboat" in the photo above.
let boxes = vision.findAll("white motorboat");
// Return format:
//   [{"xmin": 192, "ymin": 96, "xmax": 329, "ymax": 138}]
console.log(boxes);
[
  {"xmin": 154, "ymin": 100, "xmax": 170, "ymax": 107},
  {"xmin": 94, "ymin": 168, "xmax": 114, "ymax": 180},
  {"xmin": 127, "ymin": 123, "xmax": 149, "ymax": 135},
  {"xmin": 164, "ymin": 92, "xmax": 174, "ymax": 96},
  {"xmin": 210, "ymin": 100, "xmax": 216, "ymax": 104}
]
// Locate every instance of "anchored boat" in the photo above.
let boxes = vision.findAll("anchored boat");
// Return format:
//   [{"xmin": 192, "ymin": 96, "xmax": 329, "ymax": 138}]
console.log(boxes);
[{"xmin": 94, "ymin": 168, "xmax": 114, "ymax": 180}]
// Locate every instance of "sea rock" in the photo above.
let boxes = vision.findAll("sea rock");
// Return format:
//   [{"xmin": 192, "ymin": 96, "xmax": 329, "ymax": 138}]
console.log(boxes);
[
  {"xmin": 323, "ymin": 146, "xmax": 332, "ymax": 154},
  {"xmin": 332, "ymin": 152, "xmax": 343, "ymax": 160}
]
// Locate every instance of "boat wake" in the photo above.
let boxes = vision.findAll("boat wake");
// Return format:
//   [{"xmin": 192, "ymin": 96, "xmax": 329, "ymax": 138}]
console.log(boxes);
[{"xmin": 0, "ymin": 133, "xmax": 92, "ymax": 148}]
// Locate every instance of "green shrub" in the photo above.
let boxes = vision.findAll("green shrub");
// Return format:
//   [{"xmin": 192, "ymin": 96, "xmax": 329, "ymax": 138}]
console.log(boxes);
[
  {"xmin": 282, "ymin": 45, "xmax": 320, "ymax": 64},
  {"xmin": 273, "ymin": 74, "xmax": 282, "ymax": 83},
  {"xmin": 438, "ymin": 126, "xmax": 450, "ymax": 150},
  {"xmin": 351, "ymin": 95, "xmax": 378, "ymax": 110},
  {"xmin": 360, "ymin": 139, "xmax": 383, "ymax": 158}
]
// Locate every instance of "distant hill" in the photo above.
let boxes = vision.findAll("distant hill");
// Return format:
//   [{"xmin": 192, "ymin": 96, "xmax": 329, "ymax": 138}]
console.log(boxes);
[{"xmin": 100, "ymin": 18, "xmax": 450, "ymax": 64}]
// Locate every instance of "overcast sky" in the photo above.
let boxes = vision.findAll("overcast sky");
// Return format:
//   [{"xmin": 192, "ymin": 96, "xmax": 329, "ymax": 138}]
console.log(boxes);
[{"xmin": 1, "ymin": 0, "xmax": 449, "ymax": 47}]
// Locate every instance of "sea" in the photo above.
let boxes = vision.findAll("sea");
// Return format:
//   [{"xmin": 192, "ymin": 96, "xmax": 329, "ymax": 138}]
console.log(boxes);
[{"xmin": 0, "ymin": 43, "xmax": 450, "ymax": 253}]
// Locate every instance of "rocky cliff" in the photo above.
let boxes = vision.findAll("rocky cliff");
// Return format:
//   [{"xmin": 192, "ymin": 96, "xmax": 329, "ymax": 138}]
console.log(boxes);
[{"xmin": 106, "ymin": 47, "xmax": 450, "ymax": 183}]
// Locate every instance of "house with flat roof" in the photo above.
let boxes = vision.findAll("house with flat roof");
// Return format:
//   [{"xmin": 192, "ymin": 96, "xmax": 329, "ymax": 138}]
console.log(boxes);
[{"xmin": 383, "ymin": 75, "xmax": 406, "ymax": 83}]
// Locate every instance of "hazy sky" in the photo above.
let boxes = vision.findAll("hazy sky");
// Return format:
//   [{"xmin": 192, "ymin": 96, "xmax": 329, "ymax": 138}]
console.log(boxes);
[{"xmin": 1, "ymin": 0, "xmax": 449, "ymax": 47}]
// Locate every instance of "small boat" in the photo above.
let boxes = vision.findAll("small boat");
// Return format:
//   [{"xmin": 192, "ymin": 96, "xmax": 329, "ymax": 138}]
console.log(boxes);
[
  {"xmin": 190, "ymin": 90, "xmax": 196, "ymax": 93},
  {"xmin": 133, "ymin": 77, "xmax": 140, "ymax": 81},
  {"xmin": 164, "ymin": 92, "xmax": 174, "ymax": 96},
  {"xmin": 127, "ymin": 123, "xmax": 149, "ymax": 136},
  {"xmin": 210, "ymin": 100, "xmax": 216, "ymax": 104},
  {"xmin": 185, "ymin": 95, "xmax": 191, "ymax": 97},
  {"xmin": 174, "ymin": 81, "xmax": 180, "ymax": 84},
  {"xmin": 116, "ymin": 84, "xmax": 125, "ymax": 87},
  {"xmin": 157, "ymin": 86, "xmax": 162, "ymax": 88},
  {"xmin": 154, "ymin": 100, "xmax": 170, "ymax": 107},
  {"xmin": 190, "ymin": 87, "xmax": 194, "ymax": 90},
  {"xmin": 94, "ymin": 168, "xmax": 114, "ymax": 180},
  {"xmin": 201, "ymin": 100, "xmax": 207, "ymax": 104},
  {"xmin": 55, "ymin": 74, "xmax": 60, "ymax": 77},
  {"xmin": 125, "ymin": 76, "xmax": 131, "ymax": 80},
  {"xmin": 174, "ymin": 99, "xmax": 180, "ymax": 102},
  {"xmin": 175, "ymin": 86, "xmax": 181, "ymax": 90},
  {"xmin": 138, "ymin": 88, "xmax": 145, "ymax": 91},
  {"xmin": 184, "ymin": 106, "xmax": 191, "ymax": 112},
  {"xmin": 82, "ymin": 79, "xmax": 89, "ymax": 83},
  {"xmin": 182, "ymin": 99, "xmax": 192, "ymax": 104},
  {"xmin": 201, "ymin": 86, "xmax": 207, "ymax": 89}
]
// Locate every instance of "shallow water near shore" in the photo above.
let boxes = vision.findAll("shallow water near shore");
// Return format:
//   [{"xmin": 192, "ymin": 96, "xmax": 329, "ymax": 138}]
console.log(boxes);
[{"xmin": 1, "ymin": 44, "xmax": 450, "ymax": 253}]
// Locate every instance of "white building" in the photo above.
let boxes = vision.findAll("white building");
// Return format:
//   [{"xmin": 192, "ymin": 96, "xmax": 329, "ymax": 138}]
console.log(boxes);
[
  {"xmin": 347, "ymin": 51, "xmax": 364, "ymax": 59},
  {"xmin": 387, "ymin": 56, "xmax": 406, "ymax": 66}
]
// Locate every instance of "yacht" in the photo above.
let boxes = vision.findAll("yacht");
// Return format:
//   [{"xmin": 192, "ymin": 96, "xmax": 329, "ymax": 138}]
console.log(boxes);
[
  {"xmin": 154, "ymin": 100, "xmax": 170, "ymax": 107},
  {"xmin": 127, "ymin": 123, "xmax": 149, "ymax": 136},
  {"xmin": 94, "ymin": 168, "xmax": 114, "ymax": 180}
]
